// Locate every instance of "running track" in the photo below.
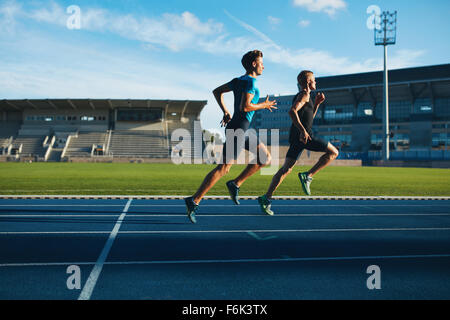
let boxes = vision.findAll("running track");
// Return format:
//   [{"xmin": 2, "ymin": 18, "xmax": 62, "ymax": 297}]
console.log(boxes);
[{"xmin": 0, "ymin": 196, "xmax": 449, "ymax": 300}]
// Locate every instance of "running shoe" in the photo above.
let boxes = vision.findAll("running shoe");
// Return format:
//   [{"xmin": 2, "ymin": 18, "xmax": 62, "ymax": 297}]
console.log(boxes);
[
  {"xmin": 298, "ymin": 172, "xmax": 313, "ymax": 196},
  {"xmin": 226, "ymin": 180, "xmax": 240, "ymax": 205},
  {"xmin": 184, "ymin": 196, "xmax": 198, "ymax": 224},
  {"xmin": 257, "ymin": 194, "xmax": 274, "ymax": 216}
]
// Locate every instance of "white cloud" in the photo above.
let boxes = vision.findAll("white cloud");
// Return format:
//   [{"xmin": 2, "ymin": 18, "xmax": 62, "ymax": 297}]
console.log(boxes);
[
  {"xmin": 298, "ymin": 19, "xmax": 311, "ymax": 27},
  {"xmin": 28, "ymin": 1, "xmax": 66, "ymax": 25},
  {"xmin": 268, "ymin": 16, "xmax": 281, "ymax": 25},
  {"xmin": 221, "ymin": 12, "xmax": 425, "ymax": 76},
  {"xmin": 224, "ymin": 10, "xmax": 280, "ymax": 50},
  {"xmin": 0, "ymin": 0, "xmax": 22, "ymax": 33},
  {"xmin": 293, "ymin": 0, "xmax": 347, "ymax": 17},
  {"xmin": 20, "ymin": 1, "xmax": 224, "ymax": 52}
]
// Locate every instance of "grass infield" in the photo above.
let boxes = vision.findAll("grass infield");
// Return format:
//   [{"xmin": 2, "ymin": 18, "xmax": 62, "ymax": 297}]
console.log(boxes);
[
  {"xmin": 0, "ymin": 162, "xmax": 449, "ymax": 196},
  {"xmin": 0, "ymin": 163, "xmax": 450, "ymax": 196}
]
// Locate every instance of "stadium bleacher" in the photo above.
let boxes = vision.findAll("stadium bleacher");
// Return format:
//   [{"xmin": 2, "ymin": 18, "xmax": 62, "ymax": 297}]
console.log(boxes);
[
  {"xmin": 63, "ymin": 131, "xmax": 108, "ymax": 158},
  {"xmin": 108, "ymin": 130, "xmax": 169, "ymax": 158},
  {"xmin": 0, "ymin": 99, "xmax": 207, "ymax": 162}
]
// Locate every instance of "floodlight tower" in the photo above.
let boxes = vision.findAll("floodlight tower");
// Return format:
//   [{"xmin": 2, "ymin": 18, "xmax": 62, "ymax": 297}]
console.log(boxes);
[{"xmin": 374, "ymin": 11, "xmax": 397, "ymax": 161}]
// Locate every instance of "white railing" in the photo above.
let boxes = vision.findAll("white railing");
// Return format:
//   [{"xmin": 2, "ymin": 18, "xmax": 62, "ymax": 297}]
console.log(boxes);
[
  {"xmin": 44, "ymin": 136, "xmax": 56, "ymax": 162},
  {"xmin": 6, "ymin": 143, "xmax": 13, "ymax": 156},
  {"xmin": 61, "ymin": 132, "xmax": 78, "ymax": 159},
  {"xmin": 1, "ymin": 136, "xmax": 13, "ymax": 156},
  {"xmin": 105, "ymin": 130, "xmax": 112, "ymax": 155},
  {"xmin": 14, "ymin": 144, "xmax": 23, "ymax": 159}
]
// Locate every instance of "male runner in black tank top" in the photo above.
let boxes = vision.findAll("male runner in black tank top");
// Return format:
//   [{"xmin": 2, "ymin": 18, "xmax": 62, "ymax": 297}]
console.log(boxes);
[{"xmin": 258, "ymin": 70, "xmax": 339, "ymax": 215}]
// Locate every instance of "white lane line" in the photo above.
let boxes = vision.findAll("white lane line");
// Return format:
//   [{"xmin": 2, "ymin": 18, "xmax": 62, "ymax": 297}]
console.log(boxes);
[
  {"xmin": 2, "ymin": 253, "xmax": 450, "ymax": 267},
  {"xmin": 77, "ymin": 199, "xmax": 132, "ymax": 301},
  {"xmin": 2, "ymin": 227, "xmax": 450, "ymax": 236},
  {"xmin": 2, "ymin": 213, "xmax": 450, "ymax": 218}
]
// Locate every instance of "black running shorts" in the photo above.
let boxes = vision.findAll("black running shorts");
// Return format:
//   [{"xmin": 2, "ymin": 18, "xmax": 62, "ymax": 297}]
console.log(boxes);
[
  {"xmin": 222, "ymin": 129, "xmax": 265, "ymax": 164},
  {"xmin": 286, "ymin": 136, "xmax": 329, "ymax": 161}
]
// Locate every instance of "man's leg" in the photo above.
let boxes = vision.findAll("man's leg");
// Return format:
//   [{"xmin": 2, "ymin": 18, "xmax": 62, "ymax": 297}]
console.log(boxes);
[
  {"xmin": 265, "ymin": 157, "xmax": 298, "ymax": 199},
  {"xmin": 226, "ymin": 143, "xmax": 271, "ymax": 205},
  {"xmin": 298, "ymin": 142, "xmax": 339, "ymax": 196},
  {"xmin": 185, "ymin": 163, "xmax": 234, "ymax": 224},
  {"xmin": 307, "ymin": 143, "xmax": 339, "ymax": 177},
  {"xmin": 257, "ymin": 157, "xmax": 297, "ymax": 216},
  {"xmin": 258, "ymin": 141, "xmax": 303, "ymax": 215},
  {"xmin": 193, "ymin": 163, "xmax": 234, "ymax": 204},
  {"xmin": 233, "ymin": 143, "xmax": 272, "ymax": 187}
]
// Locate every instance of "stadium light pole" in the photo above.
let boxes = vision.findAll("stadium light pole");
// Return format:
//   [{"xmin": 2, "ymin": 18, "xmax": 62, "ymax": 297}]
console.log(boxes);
[{"xmin": 374, "ymin": 11, "xmax": 397, "ymax": 161}]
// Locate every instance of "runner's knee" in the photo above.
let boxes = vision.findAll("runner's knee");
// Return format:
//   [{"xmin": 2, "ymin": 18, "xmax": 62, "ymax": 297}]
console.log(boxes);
[
  {"xmin": 256, "ymin": 144, "xmax": 271, "ymax": 167},
  {"xmin": 328, "ymin": 148, "xmax": 339, "ymax": 160},
  {"xmin": 216, "ymin": 164, "xmax": 231, "ymax": 175},
  {"xmin": 258, "ymin": 150, "xmax": 271, "ymax": 167}
]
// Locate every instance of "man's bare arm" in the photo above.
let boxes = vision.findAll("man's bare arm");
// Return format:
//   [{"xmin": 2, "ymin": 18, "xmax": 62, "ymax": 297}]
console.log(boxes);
[
  {"xmin": 312, "ymin": 92, "xmax": 325, "ymax": 119},
  {"xmin": 213, "ymin": 83, "xmax": 233, "ymax": 127},
  {"xmin": 213, "ymin": 83, "xmax": 232, "ymax": 115},
  {"xmin": 288, "ymin": 92, "xmax": 309, "ymax": 133},
  {"xmin": 240, "ymin": 92, "xmax": 277, "ymax": 112}
]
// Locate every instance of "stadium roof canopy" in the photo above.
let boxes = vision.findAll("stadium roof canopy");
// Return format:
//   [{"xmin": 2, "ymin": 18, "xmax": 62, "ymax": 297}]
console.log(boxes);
[
  {"xmin": 317, "ymin": 64, "xmax": 450, "ymax": 90},
  {"xmin": 0, "ymin": 99, "xmax": 207, "ymax": 115},
  {"xmin": 307, "ymin": 64, "xmax": 450, "ymax": 105}
]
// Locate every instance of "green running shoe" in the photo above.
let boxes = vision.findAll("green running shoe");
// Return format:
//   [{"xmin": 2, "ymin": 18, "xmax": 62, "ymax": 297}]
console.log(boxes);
[
  {"xmin": 226, "ymin": 180, "xmax": 240, "ymax": 205},
  {"xmin": 184, "ymin": 196, "xmax": 198, "ymax": 224},
  {"xmin": 298, "ymin": 172, "xmax": 313, "ymax": 196},
  {"xmin": 257, "ymin": 195, "xmax": 274, "ymax": 216}
]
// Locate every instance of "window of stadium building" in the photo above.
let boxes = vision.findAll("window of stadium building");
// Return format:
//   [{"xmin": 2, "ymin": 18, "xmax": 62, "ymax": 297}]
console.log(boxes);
[
  {"xmin": 81, "ymin": 116, "xmax": 95, "ymax": 121},
  {"xmin": 117, "ymin": 109, "xmax": 162, "ymax": 122},
  {"xmin": 393, "ymin": 134, "xmax": 410, "ymax": 149},
  {"xmin": 371, "ymin": 134, "xmax": 383, "ymax": 145},
  {"xmin": 390, "ymin": 100, "xmax": 412, "ymax": 120},
  {"xmin": 374, "ymin": 101, "xmax": 412, "ymax": 121},
  {"xmin": 435, "ymin": 98, "xmax": 450, "ymax": 117},
  {"xmin": 432, "ymin": 133, "xmax": 450, "ymax": 149},
  {"xmin": 322, "ymin": 135, "xmax": 351, "ymax": 148},
  {"xmin": 413, "ymin": 98, "xmax": 432, "ymax": 114},
  {"xmin": 324, "ymin": 105, "xmax": 353, "ymax": 123},
  {"xmin": 357, "ymin": 102, "xmax": 374, "ymax": 117}
]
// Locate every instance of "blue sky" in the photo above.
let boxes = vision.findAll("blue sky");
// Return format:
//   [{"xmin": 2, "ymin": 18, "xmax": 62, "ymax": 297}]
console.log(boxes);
[{"xmin": 1, "ymin": 0, "xmax": 449, "ymax": 131}]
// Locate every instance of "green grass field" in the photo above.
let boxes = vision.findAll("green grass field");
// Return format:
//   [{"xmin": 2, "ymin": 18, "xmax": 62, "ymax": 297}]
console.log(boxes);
[{"xmin": 0, "ymin": 162, "xmax": 449, "ymax": 196}]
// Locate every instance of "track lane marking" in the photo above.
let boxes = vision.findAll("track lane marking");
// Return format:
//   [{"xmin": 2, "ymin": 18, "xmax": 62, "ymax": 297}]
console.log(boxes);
[
  {"xmin": 2, "ymin": 213, "xmax": 450, "ymax": 217},
  {"xmin": 2, "ymin": 253, "xmax": 450, "ymax": 267},
  {"xmin": 1, "ymin": 227, "xmax": 450, "ymax": 235},
  {"xmin": 77, "ymin": 199, "xmax": 132, "ymax": 300}
]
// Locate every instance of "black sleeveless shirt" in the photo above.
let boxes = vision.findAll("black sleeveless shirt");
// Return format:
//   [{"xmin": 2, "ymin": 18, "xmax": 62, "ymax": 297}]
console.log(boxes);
[{"xmin": 289, "ymin": 92, "xmax": 314, "ymax": 143}]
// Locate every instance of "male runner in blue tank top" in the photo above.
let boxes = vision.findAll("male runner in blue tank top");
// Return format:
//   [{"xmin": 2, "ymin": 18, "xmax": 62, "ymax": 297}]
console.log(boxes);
[
  {"xmin": 258, "ymin": 70, "xmax": 339, "ymax": 215},
  {"xmin": 185, "ymin": 50, "xmax": 277, "ymax": 223}
]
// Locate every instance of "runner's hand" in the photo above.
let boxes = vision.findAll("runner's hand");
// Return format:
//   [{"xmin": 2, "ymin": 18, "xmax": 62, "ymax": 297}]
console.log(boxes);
[
  {"xmin": 315, "ymin": 92, "xmax": 325, "ymax": 105},
  {"xmin": 265, "ymin": 95, "xmax": 277, "ymax": 112},
  {"xmin": 220, "ymin": 112, "xmax": 232, "ymax": 127},
  {"xmin": 299, "ymin": 130, "xmax": 311, "ymax": 144}
]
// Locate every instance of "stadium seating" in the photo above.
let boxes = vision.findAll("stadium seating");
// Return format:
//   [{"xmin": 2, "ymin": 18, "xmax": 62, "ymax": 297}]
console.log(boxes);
[
  {"xmin": 108, "ymin": 130, "xmax": 169, "ymax": 158},
  {"xmin": 11, "ymin": 136, "xmax": 46, "ymax": 158},
  {"xmin": 64, "ymin": 131, "xmax": 108, "ymax": 158}
]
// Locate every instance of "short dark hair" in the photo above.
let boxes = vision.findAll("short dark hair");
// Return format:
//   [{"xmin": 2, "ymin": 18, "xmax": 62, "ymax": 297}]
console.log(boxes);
[
  {"xmin": 297, "ymin": 70, "xmax": 313, "ymax": 88},
  {"xmin": 241, "ymin": 50, "xmax": 263, "ymax": 72}
]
